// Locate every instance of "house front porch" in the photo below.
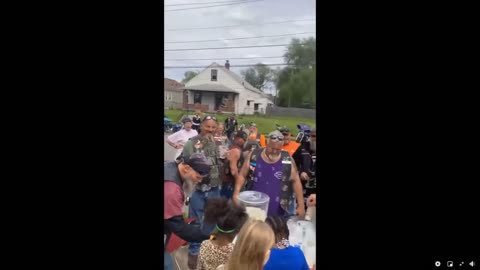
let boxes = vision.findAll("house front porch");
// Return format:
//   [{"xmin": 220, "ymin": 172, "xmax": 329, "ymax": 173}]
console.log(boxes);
[{"xmin": 183, "ymin": 84, "xmax": 238, "ymax": 113}]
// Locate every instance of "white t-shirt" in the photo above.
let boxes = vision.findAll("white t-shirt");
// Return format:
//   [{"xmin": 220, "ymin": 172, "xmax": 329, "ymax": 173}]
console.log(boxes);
[{"xmin": 167, "ymin": 129, "xmax": 198, "ymax": 158}]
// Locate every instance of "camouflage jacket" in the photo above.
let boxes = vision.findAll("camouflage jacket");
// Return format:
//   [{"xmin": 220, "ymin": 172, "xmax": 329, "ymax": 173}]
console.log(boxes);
[{"xmin": 181, "ymin": 134, "xmax": 222, "ymax": 188}]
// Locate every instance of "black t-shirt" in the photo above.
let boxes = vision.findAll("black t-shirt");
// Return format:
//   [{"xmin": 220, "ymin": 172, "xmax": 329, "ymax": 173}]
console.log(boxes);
[
  {"xmin": 192, "ymin": 116, "xmax": 201, "ymax": 125},
  {"xmin": 225, "ymin": 118, "xmax": 237, "ymax": 132}
]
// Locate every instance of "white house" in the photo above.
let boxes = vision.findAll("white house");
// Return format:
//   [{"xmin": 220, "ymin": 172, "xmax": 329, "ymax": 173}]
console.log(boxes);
[{"xmin": 183, "ymin": 61, "xmax": 274, "ymax": 115}]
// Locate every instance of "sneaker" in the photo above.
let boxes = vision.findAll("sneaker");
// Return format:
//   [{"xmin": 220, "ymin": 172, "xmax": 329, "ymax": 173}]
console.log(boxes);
[{"xmin": 187, "ymin": 253, "xmax": 198, "ymax": 269}]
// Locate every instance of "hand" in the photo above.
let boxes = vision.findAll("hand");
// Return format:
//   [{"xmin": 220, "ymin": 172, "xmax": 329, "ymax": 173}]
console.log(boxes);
[
  {"xmin": 307, "ymin": 194, "xmax": 316, "ymax": 207},
  {"xmin": 300, "ymin": 172, "xmax": 309, "ymax": 181}
]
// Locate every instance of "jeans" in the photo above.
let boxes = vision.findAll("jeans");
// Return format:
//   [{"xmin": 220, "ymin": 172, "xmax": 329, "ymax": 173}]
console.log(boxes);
[
  {"xmin": 164, "ymin": 250, "xmax": 174, "ymax": 270},
  {"xmin": 188, "ymin": 187, "xmax": 221, "ymax": 256}
]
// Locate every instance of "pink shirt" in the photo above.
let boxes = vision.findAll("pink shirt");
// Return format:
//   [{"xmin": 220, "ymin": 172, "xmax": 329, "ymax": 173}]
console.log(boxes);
[{"xmin": 167, "ymin": 129, "xmax": 198, "ymax": 158}]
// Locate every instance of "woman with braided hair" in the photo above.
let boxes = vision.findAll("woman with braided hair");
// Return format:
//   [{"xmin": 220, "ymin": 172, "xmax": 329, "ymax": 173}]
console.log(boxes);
[
  {"xmin": 263, "ymin": 216, "xmax": 309, "ymax": 270},
  {"xmin": 197, "ymin": 198, "xmax": 249, "ymax": 270}
]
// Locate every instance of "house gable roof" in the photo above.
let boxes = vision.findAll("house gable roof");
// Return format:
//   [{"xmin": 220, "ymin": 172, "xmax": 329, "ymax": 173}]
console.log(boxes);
[{"xmin": 186, "ymin": 62, "xmax": 270, "ymax": 98}]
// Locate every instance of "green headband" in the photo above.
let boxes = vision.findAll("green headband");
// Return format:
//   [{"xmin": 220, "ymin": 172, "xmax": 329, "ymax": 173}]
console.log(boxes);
[{"xmin": 215, "ymin": 225, "xmax": 236, "ymax": 234}]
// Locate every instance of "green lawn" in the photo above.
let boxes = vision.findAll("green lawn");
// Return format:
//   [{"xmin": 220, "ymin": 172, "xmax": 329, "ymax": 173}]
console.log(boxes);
[{"xmin": 164, "ymin": 109, "xmax": 316, "ymax": 136}]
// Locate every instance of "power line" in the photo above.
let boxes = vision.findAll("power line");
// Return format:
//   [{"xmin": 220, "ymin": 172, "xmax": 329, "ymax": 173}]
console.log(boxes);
[
  {"xmin": 165, "ymin": 0, "xmax": 249, "ymax": 6},
  {"xmin": 165, "ymin": 44, "xmax": 292, "ymax": 51},
  {"xmin": 165, "ymin": 0, "xmax": 262, "ymax": 12},
  {"xmin": 165, "ymin": 56, "xmax": 284, "ymax": 61},
  {"xmin": 164, "ymin": 63, "xmax": 293, "ymax": 68},
  {"xmin": 165, "ymin": 32, "xmax": 315, "ymax": 43},
  {"xmin": 167, "ymin": 18, "xmax": 315, "ymax": 31}
]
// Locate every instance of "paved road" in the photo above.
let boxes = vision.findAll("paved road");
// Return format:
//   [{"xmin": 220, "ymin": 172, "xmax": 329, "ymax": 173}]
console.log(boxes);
[{"xmin": 172, "ymin": 246, "xmax": 189, "ymax": 270}]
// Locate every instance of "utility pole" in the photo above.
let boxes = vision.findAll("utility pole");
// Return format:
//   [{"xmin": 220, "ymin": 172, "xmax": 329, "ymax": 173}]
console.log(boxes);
[{"xmin": 274, "ymin": 85, "xmax": 278, "ymax": 106}]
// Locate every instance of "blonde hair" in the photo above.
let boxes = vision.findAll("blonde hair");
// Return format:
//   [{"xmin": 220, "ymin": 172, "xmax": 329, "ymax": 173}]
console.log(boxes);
[{"xmin": 226, "ymin": 219, "xmax": 275, "ymax": 270}]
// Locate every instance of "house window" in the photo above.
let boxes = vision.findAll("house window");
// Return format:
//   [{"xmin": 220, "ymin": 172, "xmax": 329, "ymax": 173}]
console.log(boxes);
[
  {"xmin": 211, "ymin": 69, "xmax": 217, "ymax": 81},
  {"xmin": 194, "ymin": 91, "xmax": 202, "ymax": 104},
  {"xmin": 254, "ymin": 103, "xmax": 259, "ymax": 111},
  {"xmin": 247, "ymin": 100, "xmax": 251, "ymax": 106}
]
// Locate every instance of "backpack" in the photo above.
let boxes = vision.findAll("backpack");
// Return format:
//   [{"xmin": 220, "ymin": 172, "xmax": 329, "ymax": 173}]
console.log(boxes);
[{"xmin": 245, "ymin": 147, "xmax": 293, "ymax": 213}]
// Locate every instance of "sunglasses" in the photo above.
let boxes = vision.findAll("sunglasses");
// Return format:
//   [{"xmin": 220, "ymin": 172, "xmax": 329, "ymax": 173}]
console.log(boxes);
[
  {"xmin": 202, "ymin": 115, "xmax": 217, "ymax": 121},
  {"xmin": 269, "ymin": 134, "xmax": 284, "ymax": 141}
]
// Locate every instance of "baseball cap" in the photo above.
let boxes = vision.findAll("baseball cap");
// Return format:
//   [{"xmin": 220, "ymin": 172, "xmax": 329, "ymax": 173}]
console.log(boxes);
[
  {"xmin": 249, "ymin": 122, "xmax": 256, "ymax": 127},
  {"xmin": 276, "ymin": 125, "xmax": 290, "ymax": 134},
  {"xmin": 183, "ymin": 153, "xmax": 212, "ymax": 177},
  {"xmin": 182, "ymin": 118, "xmax": 192, "ymax": 124}
]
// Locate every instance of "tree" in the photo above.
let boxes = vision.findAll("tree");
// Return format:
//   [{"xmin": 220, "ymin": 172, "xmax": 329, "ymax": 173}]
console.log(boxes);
[
  {"xmin": 181, "ymin": 70, "xmax": 199, "ymax": 84},
  {"xmin": 275, "ymin": 37, "xmax": 316, "ymax": 108},
  {"xmin": 240, "ymin": 63, "xmax": 273, "ymax": 91},
  {"xmin": 277, "ymin": 68, "xmax": 316, "ymax": 108},
  {"xmin": 284, "ymin": 37, "xmax": 316, "ymax": 70}
]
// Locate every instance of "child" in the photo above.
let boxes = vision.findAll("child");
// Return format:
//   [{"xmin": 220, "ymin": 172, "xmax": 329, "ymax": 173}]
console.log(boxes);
[
  {"xmin": 263, "ymin": 216, "xmax": 310, "ymax": 270},
  {"xmin": 224, "ymin": 219, "xmax": 275, "ymax": 270},
  {"xmin": 197, "ymin": 198, "xmax": 249, "ymax": 270}
]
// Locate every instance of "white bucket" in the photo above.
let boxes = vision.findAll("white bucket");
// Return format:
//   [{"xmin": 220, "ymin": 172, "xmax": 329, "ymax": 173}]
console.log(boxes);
[{"xmin": 287, "ymin": 217, "xmax": 316, "ymax": 268}]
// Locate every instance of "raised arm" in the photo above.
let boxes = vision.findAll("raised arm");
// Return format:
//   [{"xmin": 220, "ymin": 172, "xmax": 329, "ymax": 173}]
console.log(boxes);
[
  {"xmin": 290, "ymin": 158, "xmax": 305, "ymax": 217},
  {"xmin": 232, "ymin": 151, "xmax": 252, "ymax": 205}
]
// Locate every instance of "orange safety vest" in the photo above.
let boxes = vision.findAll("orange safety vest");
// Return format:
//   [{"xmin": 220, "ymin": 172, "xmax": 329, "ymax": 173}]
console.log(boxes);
[
  {"xmin": 247, "ymin": 131, "xmax": 258, "ymax": 141},
  {"xmin": 248, "ymin": 131, "xmax": 266, "ymax": 147},
  {"xmin": 283, "ymin": 141, "xmax": 300, "ymax": 156},
  {"xmin": 259, "ymin": 134, "xmax": 266, "ymax": 148}
]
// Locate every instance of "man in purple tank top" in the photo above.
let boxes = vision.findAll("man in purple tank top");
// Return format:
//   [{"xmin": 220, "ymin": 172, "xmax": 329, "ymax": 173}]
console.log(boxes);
[{"xmin": 233, "ymin": 130, "xmax": 305, "ymax": 218}]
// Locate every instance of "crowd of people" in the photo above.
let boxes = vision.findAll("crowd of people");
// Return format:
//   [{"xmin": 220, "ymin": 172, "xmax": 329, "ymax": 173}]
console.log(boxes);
[{"xmin": 164, "ymin": 113, "xmax": 317, "ymax": 270}]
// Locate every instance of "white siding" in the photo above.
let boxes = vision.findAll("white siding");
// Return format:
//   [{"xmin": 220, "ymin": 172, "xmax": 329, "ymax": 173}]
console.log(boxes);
[
  {"xmin": 238, "ymin": 91, "xmax": 270, "ymax": 115},
  {"xmin": 185, "ymin": 66, "xmax": 244, "ymax": 93}
]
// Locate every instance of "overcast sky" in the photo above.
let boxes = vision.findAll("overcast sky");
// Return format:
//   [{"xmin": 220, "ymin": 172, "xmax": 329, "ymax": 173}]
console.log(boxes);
[{"xmin": 164, "ymin": 0, "xmax": 316, "ymax": 95}]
